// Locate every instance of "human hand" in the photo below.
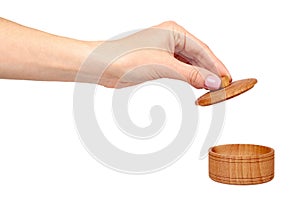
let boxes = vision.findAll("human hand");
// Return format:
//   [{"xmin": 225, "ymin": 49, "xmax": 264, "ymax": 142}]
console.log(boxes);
[
  {"xmin": 88, "ymin": 21, "xmax": 231, "ymax": 90},
  {"xmin": 0, "ymin": 19, "xmax": 230, "ymax": 89}
]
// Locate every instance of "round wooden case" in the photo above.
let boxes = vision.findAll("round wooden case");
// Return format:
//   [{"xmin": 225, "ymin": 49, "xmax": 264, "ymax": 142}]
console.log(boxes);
[{"xmin": 209, "ymin": 144, "xmax": 274, "ymax": 185}]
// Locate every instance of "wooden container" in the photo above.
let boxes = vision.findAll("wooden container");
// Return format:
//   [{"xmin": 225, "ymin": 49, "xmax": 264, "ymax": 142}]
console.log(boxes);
[{"xmin": 209, "ymin": 144, "xmax": 274, "ymax": 185}]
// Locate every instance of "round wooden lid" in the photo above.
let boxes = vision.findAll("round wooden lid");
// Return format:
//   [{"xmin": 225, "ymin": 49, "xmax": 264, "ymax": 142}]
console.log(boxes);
[{"xmin": 196, "ymin": 78, "xmax": 257, "ymax": 106}]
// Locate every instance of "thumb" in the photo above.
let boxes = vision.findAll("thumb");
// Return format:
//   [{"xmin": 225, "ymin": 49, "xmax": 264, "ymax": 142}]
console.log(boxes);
[{"xmin": 172, "ymin": 59, "xmax": 221, "ymax": 90}]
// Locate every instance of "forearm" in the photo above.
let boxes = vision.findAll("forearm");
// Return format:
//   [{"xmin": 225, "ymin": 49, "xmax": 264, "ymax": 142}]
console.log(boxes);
[
  {"xmin": 0, "ymin": 19, "xmax": 231, "ymax": 89},
  {"xmin": 0, "ymin": 18, "xmax": 97, "ymax": 82}
]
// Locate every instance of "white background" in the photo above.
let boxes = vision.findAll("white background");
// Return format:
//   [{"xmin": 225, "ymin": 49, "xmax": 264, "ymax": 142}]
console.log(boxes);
[{"xmin": 1, "ymin": 0, "xmax": 299, "ymax": 198}]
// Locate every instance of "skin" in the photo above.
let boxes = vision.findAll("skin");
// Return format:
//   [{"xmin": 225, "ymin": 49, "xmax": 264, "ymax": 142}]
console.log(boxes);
[{"xmin": 0, "ymin": 18, "xmax": 231, "ymax": 89}]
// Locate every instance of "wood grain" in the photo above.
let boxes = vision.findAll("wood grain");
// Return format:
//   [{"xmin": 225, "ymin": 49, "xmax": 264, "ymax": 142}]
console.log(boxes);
[
  {"xmin": 220, "ymin": 76, "xmax": 231, "ymax": 88},
  {"xmin": 196, "ymin": 78, "xmax": 257, "ymax": 106},
  {"xmin": 209, "ymin": 144, "xmax": 274, "ymax": 185}
]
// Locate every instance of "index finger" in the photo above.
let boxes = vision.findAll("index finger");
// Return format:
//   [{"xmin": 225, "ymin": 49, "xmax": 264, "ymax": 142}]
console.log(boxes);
[{"xmin": 170, "ymin": 22, "xmax": 232, "ymax": 81}]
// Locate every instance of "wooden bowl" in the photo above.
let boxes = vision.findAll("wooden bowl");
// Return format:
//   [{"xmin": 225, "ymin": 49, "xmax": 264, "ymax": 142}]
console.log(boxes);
[{"xmin": 209, "ymin": 144, "xmax": 274, "ymax": 185}]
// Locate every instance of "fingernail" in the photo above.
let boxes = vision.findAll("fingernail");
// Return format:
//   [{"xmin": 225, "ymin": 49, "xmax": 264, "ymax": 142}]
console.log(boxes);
[{"xmin": 205, "ymin": 75, "xmax": 221, "ymax": 90}]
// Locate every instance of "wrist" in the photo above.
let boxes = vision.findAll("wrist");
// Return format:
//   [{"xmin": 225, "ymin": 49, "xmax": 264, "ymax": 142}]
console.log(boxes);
[{"xmin": 72, "ymin": 40, "xmax": 107, "ymax": 84}]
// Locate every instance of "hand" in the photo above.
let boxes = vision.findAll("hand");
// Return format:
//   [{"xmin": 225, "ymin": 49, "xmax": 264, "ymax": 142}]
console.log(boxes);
[
  {"xmin": 0, "ymin": 18, "xmax": 231, "ymax": 90},
  {"xmin": 91, "ymin": 21, "xmax": 231, "ymax": 89}
]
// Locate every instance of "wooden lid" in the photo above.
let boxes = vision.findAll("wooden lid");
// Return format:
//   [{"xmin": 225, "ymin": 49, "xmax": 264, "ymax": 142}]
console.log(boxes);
[
  {"xmin": 209, "ymin": 144, "xmax": 275, "ymax": 185},
  {"xmin": 196, "ymin": 78, "xmax": 257, "ymax": 106}
]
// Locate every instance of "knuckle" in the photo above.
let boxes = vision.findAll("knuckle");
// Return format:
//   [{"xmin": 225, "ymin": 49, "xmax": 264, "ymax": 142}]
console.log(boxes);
[
  {"xmin": 200, "ymin": 42, "xmax": 209, "ymax": 49},
  {"xmin": 188, "ymin": 68, "xmax": 202, "ymax": 88},
  {"xmin": 161, "ymin": 20, "xmax": 178, "ymax": 27}
]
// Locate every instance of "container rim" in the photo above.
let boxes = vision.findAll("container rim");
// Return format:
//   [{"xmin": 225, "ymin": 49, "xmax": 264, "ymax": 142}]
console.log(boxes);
[{"xmin": 209, "ymin": 144, "xmax": 274, "ymax": 159}]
